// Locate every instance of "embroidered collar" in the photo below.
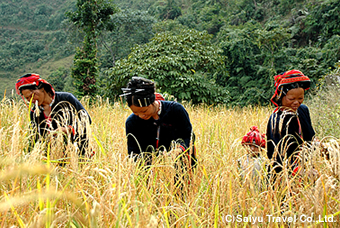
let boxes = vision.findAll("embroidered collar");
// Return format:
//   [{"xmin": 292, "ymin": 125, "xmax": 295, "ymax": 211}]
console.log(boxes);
[{"xmin": 157, "ymin": 100, "xmax": 162, "ymax": 115}]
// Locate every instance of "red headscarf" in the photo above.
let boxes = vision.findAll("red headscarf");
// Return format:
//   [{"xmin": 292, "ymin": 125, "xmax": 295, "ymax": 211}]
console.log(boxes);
[
  {"xmin": 270, "ymin": 70, "xmax": 310, "ymax": 108},
  {"xmin": 15, "ymin": 73, "xmax": 55, "ymax": 106},
  {"xmin": 241, "ymin": 126, "xmax": 266, "ymax": 148},
  {"xmin": 155, "ymin": 92, "xmax": 165, "ymax": 101}
]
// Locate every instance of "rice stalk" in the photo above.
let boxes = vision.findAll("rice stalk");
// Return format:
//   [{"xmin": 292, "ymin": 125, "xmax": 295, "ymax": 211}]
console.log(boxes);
[{"xmin": 0, "ymin": 97, "xmax": 339, "ymax": 227}]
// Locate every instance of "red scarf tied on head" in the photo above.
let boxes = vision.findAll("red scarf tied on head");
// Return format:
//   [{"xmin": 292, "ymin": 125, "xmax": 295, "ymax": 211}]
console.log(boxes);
[
  {"xmin": 270, "ymin": 70, "xmax": 311, "ymax": 110},
  {"xmin": 241, "ymin": 126, "xmax": 266, "ymax": 148},
  {"xmin": 15, "ymin": 73, "xmax": 55, "ymax": 107}
]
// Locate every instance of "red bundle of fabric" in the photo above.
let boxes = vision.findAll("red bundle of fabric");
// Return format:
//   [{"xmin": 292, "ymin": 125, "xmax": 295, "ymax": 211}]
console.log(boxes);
[{"xmin": 241, "ymin": 126, "xmax": 266, "ymax": 148}]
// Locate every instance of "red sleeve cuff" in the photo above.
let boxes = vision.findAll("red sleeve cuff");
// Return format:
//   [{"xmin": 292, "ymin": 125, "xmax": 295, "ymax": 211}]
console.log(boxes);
[
  {"xmin": 292, "ymin": 166, "xmax": 300, "ymax": 176},
  {"xmin": 68, "ymin": 125, "xmax": 75, "ymax": 135},
  {"xmin": 179, "ymin": 145, "xmax": 185, "ymax": 152}
]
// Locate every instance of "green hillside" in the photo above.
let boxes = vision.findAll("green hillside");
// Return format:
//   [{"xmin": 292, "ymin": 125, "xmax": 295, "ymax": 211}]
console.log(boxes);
[
  {"xmin": 1, "ymin": 0, "xmax": 339, "ymax": 104},
  {"xmin": 0, "ymin": 0, "xmax": 75, "ymax": 96},
  {"xmin": 0, "ymin": 54, "xmax": 73, "ymax": 97}
]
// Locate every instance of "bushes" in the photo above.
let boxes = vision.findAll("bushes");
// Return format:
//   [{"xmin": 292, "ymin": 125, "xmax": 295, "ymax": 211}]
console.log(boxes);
[
  {"xmin": 0, "ymin": 30, "xmax": 71, "ymax": 71},
  {"xmin": 308, "ymin": 62, "xmax": 340, "ymax": 137},
  {"xmin": 106, "ymin": 29, "xmax": 230, "ymax": 104}
]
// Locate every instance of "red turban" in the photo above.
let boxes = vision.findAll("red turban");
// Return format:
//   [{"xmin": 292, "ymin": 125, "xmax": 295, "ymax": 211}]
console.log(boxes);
[
  {"xmin": 155, "ymin": 93, "xmax": 165, "ymax": 101},
  {"xmin": 270, "ymin": 70, "xmax": 310, "ymax": 108},
  {"xmin": 15, "ymin": 73, "xmax": 55, "ymax": 106},
  {"xmin": 241, "ymin": 126, "xmax": 266, "ymax": 148}
]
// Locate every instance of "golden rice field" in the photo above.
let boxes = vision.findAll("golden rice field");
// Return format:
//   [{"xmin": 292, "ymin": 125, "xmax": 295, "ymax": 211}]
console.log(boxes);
[{"xmin": 0, "ymin": 95, "xmax": 339, "ymax": 227}]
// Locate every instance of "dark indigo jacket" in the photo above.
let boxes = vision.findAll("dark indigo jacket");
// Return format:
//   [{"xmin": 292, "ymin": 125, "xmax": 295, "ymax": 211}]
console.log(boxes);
[{"xmin": 266, "ymin": 104, "xmax": 315, "ymax": 173}]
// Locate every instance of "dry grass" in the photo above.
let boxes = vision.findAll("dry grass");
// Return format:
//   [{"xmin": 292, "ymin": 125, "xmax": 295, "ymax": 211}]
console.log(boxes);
[{"xmin": 0, "ymin": 96, "xmax": 339, "ymax": 227}]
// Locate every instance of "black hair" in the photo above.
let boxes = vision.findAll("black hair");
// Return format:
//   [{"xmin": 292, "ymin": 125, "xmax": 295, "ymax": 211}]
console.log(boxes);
[
  {"xmin": 123, "ymin": 77, "xmax": 156, "ymax": 107},
  {"xmin": 19, "ymin": 83, "xmax": 42, "ymax": 94},
  {"xmin": 276, "ymin": 81, "xmax": 310, "ymax": 105},
  {"xmin": 19, "ymin": 83, "xmax": 54, "ymax": 97},
  {"xmin": 280, "ymin": 81, "xmax": 310, "ymax": 93}
]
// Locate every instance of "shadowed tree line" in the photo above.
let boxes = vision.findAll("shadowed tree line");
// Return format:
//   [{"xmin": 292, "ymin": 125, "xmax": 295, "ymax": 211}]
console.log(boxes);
[{"xmin": 1, "ymin": 0, "xmax": 339, "ymax": 105}]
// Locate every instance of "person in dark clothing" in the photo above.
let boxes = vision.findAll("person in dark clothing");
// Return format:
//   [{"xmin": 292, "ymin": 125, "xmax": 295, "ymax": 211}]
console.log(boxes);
[
  {"xmin": 266, "ymin": 70, "xmax": 316, "ymax": 175},
  {"xmin": 121, "ymin": 76, "xmax": 197, "ymax": 172},
  {"xmin": 15, "ymin": 73, "xmax": 92, "ymax": 160}
]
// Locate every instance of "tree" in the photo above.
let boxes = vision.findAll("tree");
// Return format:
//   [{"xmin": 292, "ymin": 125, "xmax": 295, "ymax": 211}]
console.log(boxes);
[
  {"xmin": 158, "ymin": 0, "xmax": 182, "ymax": 20},
  {"xmin": 217, "ymin": 22, "xmax": 262, "ymax": 102},
  {"xmin": 217, "ymin": 21, "xmax": 292, "ymax": 105},
  {"xmin": 66, "ymin": 0, "xmax": 117, "ymax": 98},
  {"xmin": 46, "ymin": 67, "xmax": 72, "ymax": 92},
  {"xmin": 106, "ymin": 29, "xmax": 229, "ymax": 104},
  {"xmin": 152, "ymin": 19, "xmax": 189, "ymax": 34},
  {"xmin": 302, "ymin": 0, "xmax": 340, "ymax": 46},
  {"xmin": 98, "ymin": 9, "xmax": 157, "ymax": 69},
  {"xmin": 96, "ymin": 9, "xmax": 157, "ymax": 96}
]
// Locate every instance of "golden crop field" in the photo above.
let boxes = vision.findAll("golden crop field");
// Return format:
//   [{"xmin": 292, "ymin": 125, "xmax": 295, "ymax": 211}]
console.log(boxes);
[{"xmin": 0, "ymin": 95, "xmax": 339, "ymax": 227}]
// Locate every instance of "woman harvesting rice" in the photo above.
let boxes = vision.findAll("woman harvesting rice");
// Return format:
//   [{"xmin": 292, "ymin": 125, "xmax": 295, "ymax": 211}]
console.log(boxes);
[
  {"xmin": 120, "ymin": 76, "xmax": 197, "ymax": 172},
  {"xmin": 15, "ymin": 73, "xmax": 92, "ymax": 159},
  {"xmin": 266, "ymin": 70, "xmax": 315, "ymax": 175}
]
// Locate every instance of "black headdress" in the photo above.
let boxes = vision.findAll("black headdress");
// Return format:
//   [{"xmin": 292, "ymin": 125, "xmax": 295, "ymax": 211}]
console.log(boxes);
[{"xmin": 120, "ymin": 77, "xmax": 156, "ymax": 107}]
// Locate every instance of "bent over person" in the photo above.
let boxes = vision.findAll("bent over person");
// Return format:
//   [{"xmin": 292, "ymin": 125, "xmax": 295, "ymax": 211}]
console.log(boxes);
[
  {"xmin": 266, "ymin": 70, "xmax": 315, "ymax": 176},
  {"xmin": 121, "ymin": 77, "xmax": 197, "ymax": 172},
  {"xmin": 238, "ymin": 126, "xmax": 267, "ymax": 190},
  {"xmin": 15, "ymin": 73, "xmax": 92, "ymax": 160}
]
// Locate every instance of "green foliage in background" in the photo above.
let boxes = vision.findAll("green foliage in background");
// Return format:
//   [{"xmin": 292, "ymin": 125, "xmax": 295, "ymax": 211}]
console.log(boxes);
[
  {"xmin": 46, "ymin": 67, "xmax": 77, "ymax": 94},
  {"xmin": 0, "ymin": 0, "xmax": 75, "ymax": 96},
  {"xmin": 308, "ymin": 61, "xmax": 340, "ymax": 137},
  {"xmin": 157, "ymin": 0, "xmax": 182, "ymax": 20},
  {"xmin": 66, "ymin": 0, "xmax": 117, "ymax": 98},
  {"xmin": 1, "ymin": 0, "xmax": 340, "ymax": 105},
  {"xmin": 98, "ymin": 9, "xmax": 157, "ymax": 69},
  {"xmin": 0, "ymin": 29, "xmax": 72, "ymax": 72},
  {"xmin": 103, "ymin": 0, "xmax": 340, "ymax": 105},
  {"xmin": 302, "ymin": 0, "xmax": 340, "ymax": 46},
  {"xmin": 0, "ymin": 0, "xmax": 74, "ymax": 30},
  {"xmin": 106, "ymin": 29, "xmax": 229, "ymax": 104},
  {"xmin": 216, "ymin": 19, "xmax": 340, "ymax": 105}
]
